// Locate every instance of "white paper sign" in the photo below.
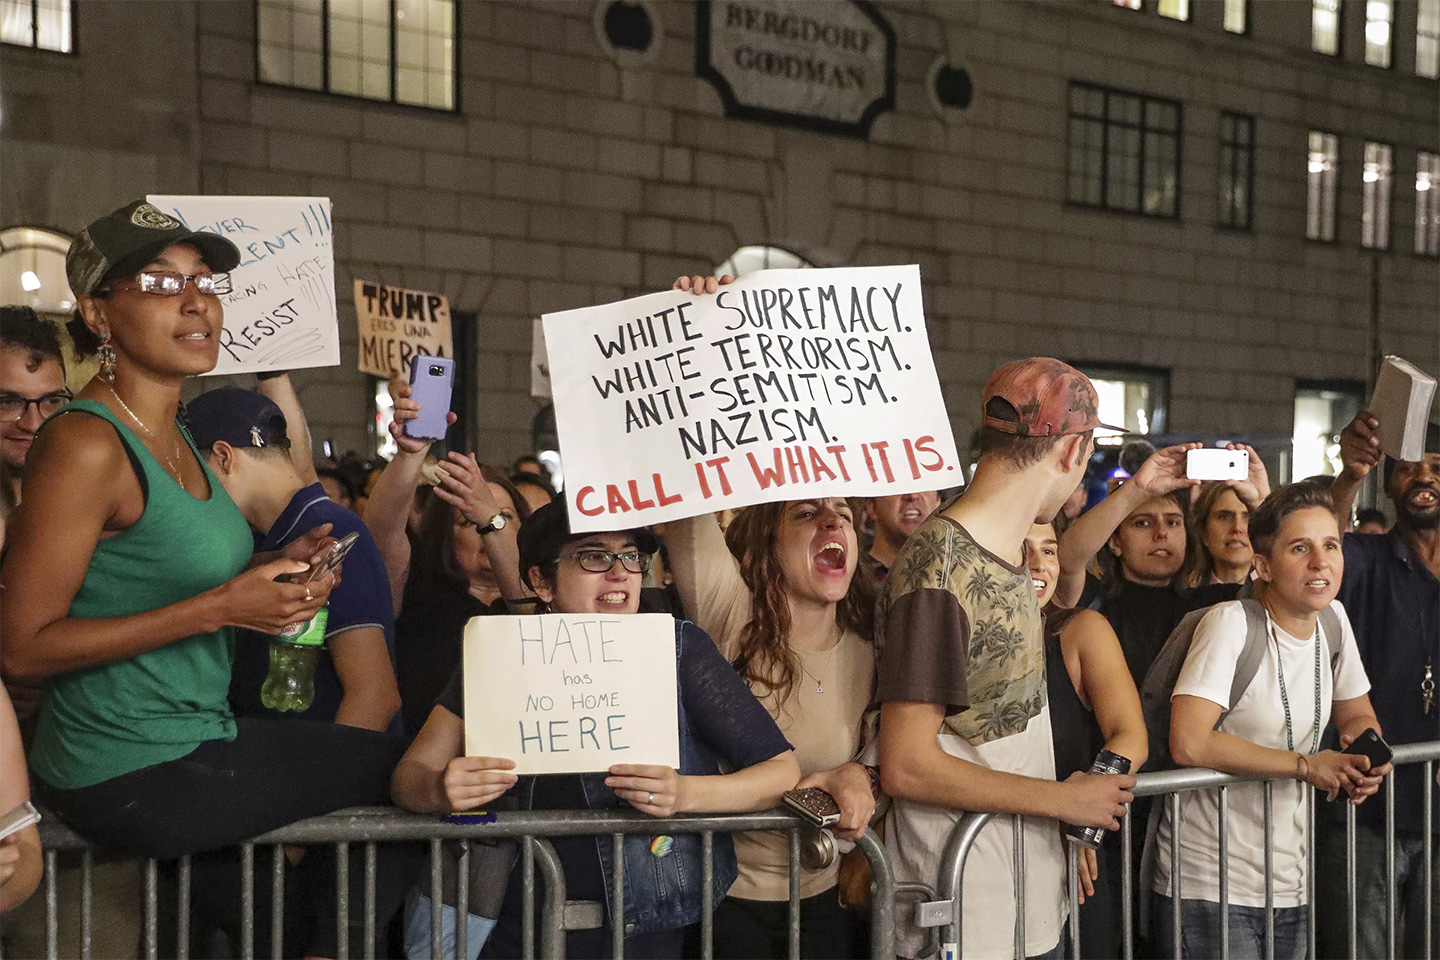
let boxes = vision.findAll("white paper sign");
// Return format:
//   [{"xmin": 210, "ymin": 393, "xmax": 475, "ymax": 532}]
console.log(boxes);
[
  {"xmin": 147, "ymin": 195, "xmax": 339, "ymax": 376},
  {"xmin": 462, "ymin": 613, "xmax": 679, "ymax": 775},
  {"xmin": 542, "ymin": 265, "xmax": 960, "ymax": 531}
]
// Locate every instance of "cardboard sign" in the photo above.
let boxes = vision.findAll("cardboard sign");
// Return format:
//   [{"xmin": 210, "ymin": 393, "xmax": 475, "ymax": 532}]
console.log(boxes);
[
  {"xmin": 531, "ymin": 317, "xmax": 552, "ymax": 399},
  {"xmin": 353, "ymin": 280, "xmax": 453, "ymax": 379},
  {"xmin": 462, "ymin": 613, "xmax": 679, "ymax": 775},
  {"xmin": 147, "ymin": 196, "xmax": 339, "ymax": 375},
  {"xmin": 542, "ymin": 265, "xmax": 960, "ymax": 531}
]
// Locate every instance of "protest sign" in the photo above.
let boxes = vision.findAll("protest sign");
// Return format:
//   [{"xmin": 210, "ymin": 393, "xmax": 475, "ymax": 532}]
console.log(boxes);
[
  {"xmin": 147, "ymin": 196, "xmax": 338, "ymax": 376},
  {"xmin": 542, "ymin": 265, "xmax": 960, "ymax": 531},
  {"xmin": 462, "ymin": 613, "xmax": 679, "ymax": 775},
  {"xmin": 353, "ymin": 280, "xmax": 453, "ymax": 379}
]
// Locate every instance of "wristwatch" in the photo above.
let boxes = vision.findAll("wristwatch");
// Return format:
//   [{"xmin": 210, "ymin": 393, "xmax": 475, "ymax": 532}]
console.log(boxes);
[{"xmin": 473, "ymin": 513, "xmax": 508, "ymax": 535}]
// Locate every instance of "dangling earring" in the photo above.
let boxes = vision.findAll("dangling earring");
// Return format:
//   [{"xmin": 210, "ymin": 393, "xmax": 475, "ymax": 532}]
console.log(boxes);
[{"xmin": 97, "ymin": 332, "xmax": 116, "ymax": 383}]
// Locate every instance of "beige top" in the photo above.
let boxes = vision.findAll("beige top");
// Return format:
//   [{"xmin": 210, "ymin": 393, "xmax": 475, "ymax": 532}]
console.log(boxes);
[{"xmin": 667, "ymin": 514, "xmax": 874, "ymax": 901}]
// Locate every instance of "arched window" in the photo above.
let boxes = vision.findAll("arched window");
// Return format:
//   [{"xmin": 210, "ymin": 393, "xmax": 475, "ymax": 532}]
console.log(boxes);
[
  {"xmin": 714, "ymin": 245, "xmax": 813, "ymax": 279},
  {"xmin": 0, "ymin": 226, "xmax": 74, "ymax": 316}
]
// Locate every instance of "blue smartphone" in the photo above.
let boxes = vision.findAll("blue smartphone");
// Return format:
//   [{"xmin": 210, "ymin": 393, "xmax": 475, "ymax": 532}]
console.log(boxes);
[{"xmin": 404, "ymin": 357, "xmax": 455, "ymax": 441}]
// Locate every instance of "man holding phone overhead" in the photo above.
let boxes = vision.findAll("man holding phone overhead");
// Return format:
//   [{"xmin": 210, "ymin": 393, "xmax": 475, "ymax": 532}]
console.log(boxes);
[{"xmin": 1315, "ymin": 412, "xmax": 1440, "ymax": 959}]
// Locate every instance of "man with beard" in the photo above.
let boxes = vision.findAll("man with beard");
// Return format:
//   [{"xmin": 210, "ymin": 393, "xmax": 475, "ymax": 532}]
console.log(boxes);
[
  {"xmin": 1316, "ymin": 413, "xmax": 1440, "ymax": 959},
  {"xmin": 865, "ymin": 489, "xmax": 940, "ymax": 581}
]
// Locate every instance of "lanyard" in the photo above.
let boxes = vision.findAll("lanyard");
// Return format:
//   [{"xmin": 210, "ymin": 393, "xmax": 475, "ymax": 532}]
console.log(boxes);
[{"xmin": 1269, "ymin": 617, "xmax": 1323, "ymax": 756}]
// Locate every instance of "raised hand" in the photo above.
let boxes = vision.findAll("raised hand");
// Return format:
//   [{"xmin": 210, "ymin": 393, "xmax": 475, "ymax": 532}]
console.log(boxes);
[{"xmin": 1339, "ymin": 412, "xmax": 1384, "ymax": 483}]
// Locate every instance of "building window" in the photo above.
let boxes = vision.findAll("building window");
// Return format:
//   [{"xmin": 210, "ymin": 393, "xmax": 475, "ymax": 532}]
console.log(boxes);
[
  {"xmin": 1293, "ymin": 381, "xmax": 1364, "ymax": 481},
  {"xmin": 257, "ymin": 0, "xmax": 456, "ymax": 110},
  {"xmin": 1364, "ymin": 0, "xmax": 1392, "ymax": 66},
  {"xmin": 1067, "ymin": 82, "xmax": 1181, "ymax": 219},
  {"xmin": 0, "ymin": 0, "xmax": 73, "ymax": 52},
  {"xmin": 1419, "ymin": 0, "xmax": 1440, "ymax": 78},
  {"xmin": 1158, "ymin": 0, "xmax": 1190, "ymax": 20},
  {"xmin": 1218, "ymin": 113, "xmax": 1254, "ymax": 230},
  {"xmin": 1224, "ymin": 0, "xmax": 1248, "ymax": 33},
  {"xmin": 1313, "ymin": 0, "xmax": 1341, "ymax": 54},
  {"xmin": 1418, "ymin": 151, "xmax": 1440, "ymax": 256},
  {"xmin": 1307, "ymin": 131, "xmax": 1339, "ymax": 241},
  {"xmin": 1075, "ymin": 364, "xmax": 1170, "ymax": 446},
  {"xmin": 1361, "ymin": 141, "xmax": 1393, "ymax": 249}
]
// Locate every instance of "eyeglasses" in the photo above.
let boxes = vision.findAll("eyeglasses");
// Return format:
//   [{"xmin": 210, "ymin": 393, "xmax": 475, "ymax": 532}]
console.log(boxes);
[
  {"xmin": 0, "ymin": 392, "xmax": 72, "ymax": 422},
  {"xmin": 559, "ymin": 549, "xmax": 652, "ymax": 575},
  {"xmin": 112, "ymin": 271, "xmax": 233, "ymax": 297}
]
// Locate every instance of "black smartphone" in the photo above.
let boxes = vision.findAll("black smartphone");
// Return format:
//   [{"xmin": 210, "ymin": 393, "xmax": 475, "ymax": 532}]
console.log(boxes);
[{"xmin": 1342, "ymin": 728, "xmax": 1394, "ymax": 768}]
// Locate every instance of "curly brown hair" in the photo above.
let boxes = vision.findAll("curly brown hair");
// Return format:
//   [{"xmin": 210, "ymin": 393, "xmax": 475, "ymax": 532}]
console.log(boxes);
[{"xmin": 722, "ymin": 499, "xmax": 876, "ymax": 706}]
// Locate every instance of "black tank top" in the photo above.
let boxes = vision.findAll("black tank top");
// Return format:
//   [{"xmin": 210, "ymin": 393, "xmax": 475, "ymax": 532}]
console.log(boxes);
[{"xmin": 1045, "ymin": 630, "xmax": 1105, "ymax": 780}]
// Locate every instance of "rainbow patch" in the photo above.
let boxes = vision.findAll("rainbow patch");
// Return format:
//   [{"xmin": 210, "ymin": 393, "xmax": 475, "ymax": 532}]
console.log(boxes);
[{"xmin": 649, "ymin": 836, "xmax": 674, "ymax": 858}]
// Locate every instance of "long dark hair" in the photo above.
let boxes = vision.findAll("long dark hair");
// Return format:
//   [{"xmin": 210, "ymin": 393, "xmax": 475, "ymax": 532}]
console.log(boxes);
[{"xmin": 722, "ymin": 499, "xmax": 876, "ymax": 706}]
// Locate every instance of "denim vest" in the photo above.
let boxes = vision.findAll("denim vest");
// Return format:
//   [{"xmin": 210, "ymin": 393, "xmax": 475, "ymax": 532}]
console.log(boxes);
[{"xmin": 522, "ymin": 621, "xmax": 740, "ymax": 936}]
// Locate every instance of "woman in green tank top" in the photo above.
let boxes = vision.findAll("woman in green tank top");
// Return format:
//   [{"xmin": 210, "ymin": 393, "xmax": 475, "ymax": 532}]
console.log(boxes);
[{"xmin": 0, "ymin": 200, "xmax": 411, "ymax": 957}]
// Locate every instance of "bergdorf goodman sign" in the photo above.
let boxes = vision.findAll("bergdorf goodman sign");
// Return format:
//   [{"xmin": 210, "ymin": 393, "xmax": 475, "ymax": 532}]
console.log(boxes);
[{"xmin": 696, "ymin": 0, "xmax": 897, "ymax": 138}]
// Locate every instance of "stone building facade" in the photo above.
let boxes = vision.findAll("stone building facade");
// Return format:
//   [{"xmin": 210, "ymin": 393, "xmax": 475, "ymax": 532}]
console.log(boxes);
[{"xmin": 3, "ymin": 0, "xmax": 1437, "ymax": 475}]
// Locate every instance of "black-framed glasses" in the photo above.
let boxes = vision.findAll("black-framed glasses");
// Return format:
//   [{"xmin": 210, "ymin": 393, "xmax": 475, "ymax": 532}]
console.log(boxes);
[
  {"xmin": 0, "ymin": 391, "xmax": 72, "ymax": 422},
  {"xmin": 559, "ymin": 549, "xmax": 652, "ymax": 575},
  {"xmin": 113, "ymin": 271, "xmax": 233, "ymax": 297}
]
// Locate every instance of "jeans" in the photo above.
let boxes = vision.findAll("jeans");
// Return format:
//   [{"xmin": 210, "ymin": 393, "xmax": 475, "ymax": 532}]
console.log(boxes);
[
  {"xmin": 37, "ymin": 717, "xmax": 411, "ymax": 957},
  {"xmin": 1315, "ymin": 818, "xmax": 1440, "ymax": 959},
  {"xmin": 1153, "ymin": 894, "xmax": 1307, "ymax": 959},
  {"xmin": 403, "ymin": 888, "xmax": 497, "ymax": 960}
]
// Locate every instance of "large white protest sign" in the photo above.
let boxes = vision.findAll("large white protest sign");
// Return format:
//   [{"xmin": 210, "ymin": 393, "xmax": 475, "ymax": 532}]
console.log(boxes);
[
  {"xmin": 462, "ymin": 613, "xmax": 679, "ymax": 775},
  {"xmin": 147, "ymin": 195, "xmax": 338, "ymax": 376},
  {"xmin": 353, "ymin": 280, "xmax": 453, "ymax": 379},
  {"xmin": 542, "ymin": 265, "xmax": 960, "ymax": 531}
]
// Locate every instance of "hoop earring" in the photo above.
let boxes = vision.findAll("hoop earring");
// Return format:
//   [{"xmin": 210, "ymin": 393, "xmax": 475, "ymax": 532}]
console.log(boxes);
[{"xmin": 97, "ymin": 332, "xmax": 116, "ymax": 383}]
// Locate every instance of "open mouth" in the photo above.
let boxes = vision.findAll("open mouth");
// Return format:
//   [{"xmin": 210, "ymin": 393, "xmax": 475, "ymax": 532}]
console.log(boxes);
[
  {"xmin": 814, "ymin": 540, "xmax": 847, "ymax": 572},
  {"xmin": 1031, "ymin": 577, "xmax": 1048, "ymax": 595},
  {"xmin": 597, "ymin": 590, "xmax": 629, "ymax": 605},
  {"xmin": 1409, "ymin": 488, "xmax": 1439, "ymax": 509},
  {"xmin": 1150, "ymin": 548, "xmax": 1173, "ymax": 558},
  {"xmin": 900, "ymin": 508, "xmax": 923, "ymax": 521},
  {"xmin": 177, "ymin": 331, "xmax": 211, "ymax": 342},
  {"xmin": 1305, "ymin": 578, "xmax": 1331, "ymax": 590}
]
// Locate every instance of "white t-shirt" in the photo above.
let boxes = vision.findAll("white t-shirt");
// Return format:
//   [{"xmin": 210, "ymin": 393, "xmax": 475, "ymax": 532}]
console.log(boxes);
[{"xmin": 1154, "ymin": 600, "xmax": 1370, "ymax": 907}]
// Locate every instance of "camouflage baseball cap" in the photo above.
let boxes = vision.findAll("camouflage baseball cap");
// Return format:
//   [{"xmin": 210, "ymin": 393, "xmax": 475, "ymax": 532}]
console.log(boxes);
[
  {"xmin": 66, "ymin": 199, "xmax": 242, "ymax": 296},
  {"xmin": 981, "ymin": 357, "xmax": 1122, "ymax": 437}
]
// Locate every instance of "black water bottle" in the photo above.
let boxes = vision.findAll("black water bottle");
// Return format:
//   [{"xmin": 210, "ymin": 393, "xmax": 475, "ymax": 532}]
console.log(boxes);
[{"xmin": 1064, "ymin": 749, "xmax": 1132, "ymax": 849}]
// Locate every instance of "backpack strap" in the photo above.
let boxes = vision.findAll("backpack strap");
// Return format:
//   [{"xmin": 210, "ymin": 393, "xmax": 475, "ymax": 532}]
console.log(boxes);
[
  {"xmin": 1221, "ymin": 598, "xmax": 1271, "ymax": 726},
  {"xmin": 1319, "ymin": 604, "xmax": 1343, "ymax": 672}
]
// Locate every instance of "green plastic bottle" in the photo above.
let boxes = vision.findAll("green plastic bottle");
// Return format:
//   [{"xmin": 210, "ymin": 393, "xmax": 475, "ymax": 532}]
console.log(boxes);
[{"xmin": 261, "ymin": 607, "xmax": 328, "ymax": 712}]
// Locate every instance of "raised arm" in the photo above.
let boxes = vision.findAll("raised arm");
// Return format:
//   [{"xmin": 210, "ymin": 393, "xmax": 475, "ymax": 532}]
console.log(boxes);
[
  {"xmin": 659, "ymin": 513, "xmax": 751, "ymax": 655},
  {"xmin": 431, "ymin": 452, "xmax": 532, "ymax": 606},
  {"xmin": 1055, "ymin": 443, "xmax": 1200, "ymax": 604},
  {"xmin": 1, "ymin": 414, "xmax": 330, "ymax": 678},
  {"xmin": 255, "ymin": 372, "xmax": 318, "ymax": 484},
  {"xmin": 1333, "ymin": 412, "xmax": 1382, "ymax": 526}
]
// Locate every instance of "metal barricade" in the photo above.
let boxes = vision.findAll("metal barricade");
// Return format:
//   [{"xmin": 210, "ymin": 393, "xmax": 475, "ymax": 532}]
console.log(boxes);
[
  {"xmin": 917, "ymin": 741, "xmax": 1440, "ymax": 960},
  {"xmin": 1, "ymin": 807, "xmax": 897, "ymax": 960}
]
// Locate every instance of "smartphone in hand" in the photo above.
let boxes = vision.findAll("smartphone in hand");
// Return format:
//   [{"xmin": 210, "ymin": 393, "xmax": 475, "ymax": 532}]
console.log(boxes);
[
  {"xmin": 1186, "ymin": 447, "xmax": 1249, "ymax": 482},
  {"xmin": 782, "ymin": 788, "xmax": 841, "ymax": 828},
  {"xmin": 404, "ymin": 357, "xmax": 455, "ymax": 441},
  {"xmin": 1342, "ymin": 728, "xmax": 1394, "ymax": 768}
]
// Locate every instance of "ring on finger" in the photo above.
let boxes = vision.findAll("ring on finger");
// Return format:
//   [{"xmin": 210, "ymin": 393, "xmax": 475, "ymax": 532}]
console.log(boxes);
[
  {"xmin": 304, "ymin": 586, "xmax": 313, "ymax": 602},
  {"xmin": 647, "ymin": 792, "xmax": 654, "ymax": 805}
]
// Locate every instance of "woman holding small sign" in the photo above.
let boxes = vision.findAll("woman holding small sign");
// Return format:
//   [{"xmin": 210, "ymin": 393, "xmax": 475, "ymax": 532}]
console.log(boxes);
[{"xmin": 391, "ymin": 497, "xmax": 799, "ymax": 960}]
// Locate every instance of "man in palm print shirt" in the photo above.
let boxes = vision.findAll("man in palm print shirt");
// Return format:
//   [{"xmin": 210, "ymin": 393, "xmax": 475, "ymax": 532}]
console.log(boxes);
[{"xmin": 876, "ymin": 358, "xmax": 1137, "ymax": 960}]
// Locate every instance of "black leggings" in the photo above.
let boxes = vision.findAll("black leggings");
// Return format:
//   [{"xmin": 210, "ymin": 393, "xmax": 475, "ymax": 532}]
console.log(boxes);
[{"xmin": 37, "ymin": 717, "xmax": 416, "ymax": 956}]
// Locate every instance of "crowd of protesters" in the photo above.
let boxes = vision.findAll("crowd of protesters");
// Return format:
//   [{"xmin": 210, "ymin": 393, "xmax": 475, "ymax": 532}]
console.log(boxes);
[{"xmin": 0, "ymin": 200, "xmax": 1431, "ymax": 960}]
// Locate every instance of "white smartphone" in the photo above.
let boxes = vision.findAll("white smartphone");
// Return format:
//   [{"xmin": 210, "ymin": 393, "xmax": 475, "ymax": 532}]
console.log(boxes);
[
  {"xmin": 0, "ymin": 801, "xmax": 40, "ymax": 841},
  {"xmin": 1187, "ymin": 447, "xmax": 1249, "ymax": 482}
]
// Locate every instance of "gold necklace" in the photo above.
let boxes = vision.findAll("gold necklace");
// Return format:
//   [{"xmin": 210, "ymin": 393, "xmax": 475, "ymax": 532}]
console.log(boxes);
[
  {"xmin": 104, "ymin": 382, "xmax": 187, "ymax": 492},
  {"xmin": 797, "ymin": 630, "xmax": 841, "ymax": 694}
]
